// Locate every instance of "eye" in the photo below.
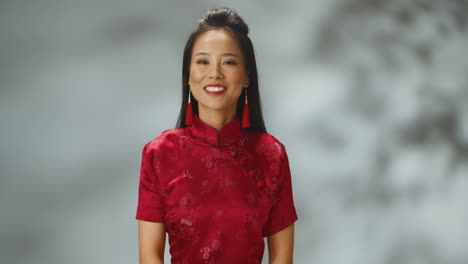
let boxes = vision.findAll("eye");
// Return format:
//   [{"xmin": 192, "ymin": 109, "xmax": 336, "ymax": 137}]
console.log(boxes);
[{"xmin": 195, "ymin": 60, "xmax": 237, "ymax": 65}]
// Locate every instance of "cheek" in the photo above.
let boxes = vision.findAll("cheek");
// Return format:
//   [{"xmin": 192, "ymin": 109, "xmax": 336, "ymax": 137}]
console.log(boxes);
[
  {"xmin": 189, "ymin": 67, "xmax": 202, "ymax": 84},
  {"xmin": 230, "ymin": 69, "xmax": 247, "ymax": 82},
  {"xmin": 232, "ymin": 73, "xmax": 244, "ymax": 84}
]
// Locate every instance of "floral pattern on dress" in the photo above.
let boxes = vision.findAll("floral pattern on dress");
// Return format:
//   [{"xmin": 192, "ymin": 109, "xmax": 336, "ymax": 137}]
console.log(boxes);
[
  {"xmin": 198, "ymin": 232, "xmax": 224, "ymax": 264},
  {"xmin": 255, "ymin": 142, "xmax": 282, "ymax": 163},
  {"xmin": 167, "ymin": 207, "xmax": 201, "ymax": 243},
  {"xmin": 136, "ymin": 114, "xmax": 298, "ymax": 263}
]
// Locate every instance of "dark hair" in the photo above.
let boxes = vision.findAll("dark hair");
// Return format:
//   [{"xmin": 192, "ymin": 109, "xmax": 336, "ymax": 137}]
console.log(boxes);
[{"xmin": 175, "ymin": 7, "xmax": 267, "ymax": 133}]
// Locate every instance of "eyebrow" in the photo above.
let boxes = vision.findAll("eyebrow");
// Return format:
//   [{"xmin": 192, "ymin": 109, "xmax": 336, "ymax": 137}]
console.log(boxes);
[{"xmin": 194, "ymin": 52, "xmax": 240, "ymax": 58}]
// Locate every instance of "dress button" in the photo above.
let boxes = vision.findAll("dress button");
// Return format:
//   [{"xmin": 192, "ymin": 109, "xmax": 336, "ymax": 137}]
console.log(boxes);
[{"xmin": 230, "ymin": 151, "xmax": 237, "ymax": 157}]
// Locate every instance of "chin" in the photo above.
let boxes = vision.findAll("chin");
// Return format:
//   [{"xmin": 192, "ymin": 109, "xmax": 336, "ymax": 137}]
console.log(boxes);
[{"xmin": 199, "ymin": 104, "xmax": 232, "ymax": 112}]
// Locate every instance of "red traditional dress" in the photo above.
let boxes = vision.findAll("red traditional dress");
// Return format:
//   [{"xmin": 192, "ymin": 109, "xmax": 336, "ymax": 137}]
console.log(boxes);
[{"xmin": 136, "ymin": 114, "xmax": 298, "ymax": 264}]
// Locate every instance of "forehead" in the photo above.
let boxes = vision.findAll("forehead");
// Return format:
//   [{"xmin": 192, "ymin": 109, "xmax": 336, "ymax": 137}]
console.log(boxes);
[{"xmin": 192, "ymin": 29, "xmax": 242, "ymax": 55}]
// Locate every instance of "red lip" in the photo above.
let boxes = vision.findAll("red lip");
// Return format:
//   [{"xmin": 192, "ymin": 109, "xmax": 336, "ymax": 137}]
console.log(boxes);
[{"xmin": 204, "ymin": 83, "xmax": 227, "ymax": 88}]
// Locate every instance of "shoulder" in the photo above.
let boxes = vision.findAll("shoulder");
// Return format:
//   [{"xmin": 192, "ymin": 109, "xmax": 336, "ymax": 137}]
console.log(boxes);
[
  {"xmin": 247, "ymin": 130, "xmax": 287, "ymax": 161},
  {"xmin": 142, "ymin": 128, "xmax": 185, "ymax": 154}
]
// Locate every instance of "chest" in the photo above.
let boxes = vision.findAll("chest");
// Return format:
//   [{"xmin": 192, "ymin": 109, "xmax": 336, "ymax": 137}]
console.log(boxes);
[{"xmin": 157, "ymin": 143, "xmax": 277, "ymax": 224}]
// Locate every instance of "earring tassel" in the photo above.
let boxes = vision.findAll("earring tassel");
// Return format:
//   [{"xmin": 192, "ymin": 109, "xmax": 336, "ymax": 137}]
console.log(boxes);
[
  {"xmin": 185, "ymin": 90, "xmax": 193, "ymax": 125},
  {"xmin": 242, "ymin": 103, "xmax": 250, "ymax": 128}
]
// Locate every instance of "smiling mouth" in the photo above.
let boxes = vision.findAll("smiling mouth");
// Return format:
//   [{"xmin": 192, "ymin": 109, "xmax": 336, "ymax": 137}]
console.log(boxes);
[
  {"xmin": 204, "ymin": 86, "xmax": 227, "ymax": 92},
  {"xmin": 204, "ymin": 86, "xmax": 227, "ymax": 95}
]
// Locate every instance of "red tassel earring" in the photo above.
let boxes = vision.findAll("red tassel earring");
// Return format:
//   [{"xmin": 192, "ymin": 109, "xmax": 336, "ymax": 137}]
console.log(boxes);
[
  {"xmin": 185, "ymin": 89, "xmax": 193, "ymax": 125},
  {"xmin": 242, "ymin": 88, "xmax": 250, "ymax": 128}
]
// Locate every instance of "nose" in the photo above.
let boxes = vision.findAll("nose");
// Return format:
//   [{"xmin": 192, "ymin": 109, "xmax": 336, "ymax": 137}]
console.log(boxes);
[{"xmin": 209, "ymin": 63, "xmax": 223, "ymax": 79}]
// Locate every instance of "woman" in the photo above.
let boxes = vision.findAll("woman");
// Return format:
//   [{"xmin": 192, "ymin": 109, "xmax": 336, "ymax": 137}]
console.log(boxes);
[{"xmin": 136, "ymin": 7, "xmax": 299, "ymax": 264}]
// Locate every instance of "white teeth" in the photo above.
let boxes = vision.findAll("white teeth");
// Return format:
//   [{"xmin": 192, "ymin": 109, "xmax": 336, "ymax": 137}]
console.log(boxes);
[{"xmin": 205, "ymin": 86, "xmax": 226, "ymax": 92}]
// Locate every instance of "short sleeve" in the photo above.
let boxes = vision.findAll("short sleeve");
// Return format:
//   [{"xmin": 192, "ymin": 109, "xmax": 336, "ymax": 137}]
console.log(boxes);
[
  {"xmin": 262, "ymin": 150, "xmax": 299, "ymax": 237},
  {"xmin": 135, "ymin": 143, "xmax": 166, "ymax": 223}
]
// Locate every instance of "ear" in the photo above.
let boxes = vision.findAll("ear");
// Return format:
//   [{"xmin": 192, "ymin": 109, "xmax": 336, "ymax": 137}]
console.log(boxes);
[{"xmin": 244, "ymin": 77, "xmax": 250, "ymax": 88}]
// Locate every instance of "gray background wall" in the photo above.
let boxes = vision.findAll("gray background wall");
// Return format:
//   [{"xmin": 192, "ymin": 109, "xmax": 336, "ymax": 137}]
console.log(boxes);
[{"xmin": 1, "ymin": 0, "xmax": 468, "ymax": 263}]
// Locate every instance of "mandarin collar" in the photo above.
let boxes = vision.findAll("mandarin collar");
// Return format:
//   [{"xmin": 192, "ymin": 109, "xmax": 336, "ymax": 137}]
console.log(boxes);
[{"xmin": 186, "ymin": 114, "xmax": 243, "ymax": 147}]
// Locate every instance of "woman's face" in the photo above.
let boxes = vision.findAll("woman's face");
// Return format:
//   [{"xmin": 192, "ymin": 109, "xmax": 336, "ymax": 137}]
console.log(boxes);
[{"xmin": 188, "ymin": 29, "xmax": 249, "ymax": 116}]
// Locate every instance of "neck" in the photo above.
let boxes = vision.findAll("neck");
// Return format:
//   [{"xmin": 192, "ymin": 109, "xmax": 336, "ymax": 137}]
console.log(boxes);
[{"xmin": 197, "ymin": 108, "xmax": 237, "ymax": 133}]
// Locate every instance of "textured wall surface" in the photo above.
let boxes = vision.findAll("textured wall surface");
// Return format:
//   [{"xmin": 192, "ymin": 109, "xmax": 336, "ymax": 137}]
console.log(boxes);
[{"xmin": 1, "ymin": 0, "xmax": 467, "ymax": 263}]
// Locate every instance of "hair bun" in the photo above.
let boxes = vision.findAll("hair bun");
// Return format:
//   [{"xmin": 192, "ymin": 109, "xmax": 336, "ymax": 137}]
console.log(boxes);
[{"xmin": 197, "ymin": 7, "xmax": 249, "ymax": 36}]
